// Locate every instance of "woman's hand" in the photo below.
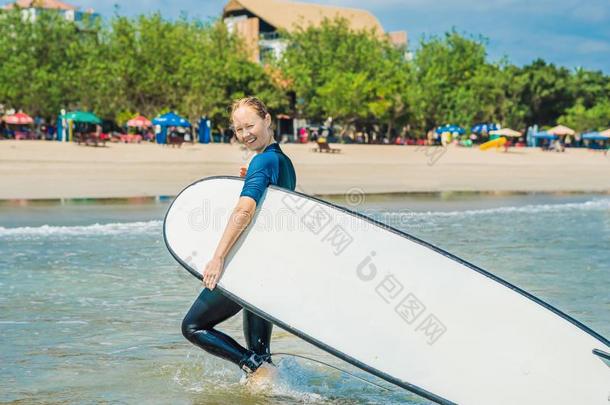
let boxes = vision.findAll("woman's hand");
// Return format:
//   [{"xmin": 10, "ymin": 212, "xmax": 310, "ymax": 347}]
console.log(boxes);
[
  {"xmin": 202, "ymin": 256, "xmax": 224, "ymax": 290},
  {"xmin": 239, "ymin": 167, "xmax": 247, "ymax": 177}
]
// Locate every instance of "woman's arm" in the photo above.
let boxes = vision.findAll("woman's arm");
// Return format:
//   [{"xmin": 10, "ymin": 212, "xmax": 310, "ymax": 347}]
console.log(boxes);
[{"xmin": 202, "ymin": 196, "xmax": 256, "ymax": 290}]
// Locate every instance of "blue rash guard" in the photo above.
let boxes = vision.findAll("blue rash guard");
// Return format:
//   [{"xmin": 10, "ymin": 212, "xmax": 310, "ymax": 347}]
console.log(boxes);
[{"xmin": 240, "ymin": 142, "xmax": 296, "ymax": 205}]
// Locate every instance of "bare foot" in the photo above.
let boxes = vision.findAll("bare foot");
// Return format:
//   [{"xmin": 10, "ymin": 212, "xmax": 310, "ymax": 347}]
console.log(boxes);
[{"xmin": 244, "ymin": 362, "xmax": 278, "ymax": 391}]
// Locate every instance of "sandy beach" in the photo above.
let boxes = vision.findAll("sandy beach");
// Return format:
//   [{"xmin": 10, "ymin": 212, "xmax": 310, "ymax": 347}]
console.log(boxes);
[{"xmin": 0, "ymin": 140, "xmax": 609, "ymax": 199}]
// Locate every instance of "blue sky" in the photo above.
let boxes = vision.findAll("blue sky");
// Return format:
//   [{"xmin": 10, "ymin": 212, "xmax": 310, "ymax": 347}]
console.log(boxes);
[{"xmin": 64, "ymin": 0, "xmax": 610, "ymax": 72}]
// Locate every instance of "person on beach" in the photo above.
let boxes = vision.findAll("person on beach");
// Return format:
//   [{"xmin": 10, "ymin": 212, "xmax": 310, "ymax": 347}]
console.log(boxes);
[{"xmin": 181, "ymin": 97, "xmax": 296, "ymax": 383}]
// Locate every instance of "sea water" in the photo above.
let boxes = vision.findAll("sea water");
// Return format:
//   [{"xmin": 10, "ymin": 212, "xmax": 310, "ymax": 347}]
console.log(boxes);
[{"xmin": 1, "ymin": 193, "xmax": 608, "ymax": 404}]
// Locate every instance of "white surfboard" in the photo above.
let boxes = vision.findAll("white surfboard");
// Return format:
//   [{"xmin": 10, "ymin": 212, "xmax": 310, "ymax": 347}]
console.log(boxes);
[{"xmin": 164, "ymin": 176, "xmax": 610, "ymax": 405}]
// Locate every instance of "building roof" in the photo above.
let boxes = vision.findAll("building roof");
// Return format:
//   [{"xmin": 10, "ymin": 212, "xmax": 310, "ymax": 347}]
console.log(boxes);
[
  {"xmin": 3, "ymin": 0, "xmax": 77, "ymax": 10},
  {"xmin": 223, "ymin": 0, "xmax": 384, "ymax": 34}
]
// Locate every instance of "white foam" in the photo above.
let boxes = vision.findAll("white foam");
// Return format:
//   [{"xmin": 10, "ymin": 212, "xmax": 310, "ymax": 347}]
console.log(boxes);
[
  {"xmin": 0, "ymin": 220, "xmax": 161, "ymax": 238},
  {"xmin": 375, "ymin": 198, "xmax": 610, "ymax": 219},
  {"xmin": 1, "ymin": 198, "xmax": 608, "ymax": 238}
]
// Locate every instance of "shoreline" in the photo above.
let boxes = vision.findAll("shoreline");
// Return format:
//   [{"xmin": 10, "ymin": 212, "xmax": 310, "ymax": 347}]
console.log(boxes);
[
  {"xmin": 1, "ymin": 189, "xmax": 610, "ymax": 206},
  {"xmin": 1, "ymin": 140, "xmax": 609, "ymax": 200}
]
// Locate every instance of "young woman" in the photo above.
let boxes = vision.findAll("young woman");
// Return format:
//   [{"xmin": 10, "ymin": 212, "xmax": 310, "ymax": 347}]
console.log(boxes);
[{"xmin": 181, "ymin": 97, "xmax": 297, "ymax": 379}]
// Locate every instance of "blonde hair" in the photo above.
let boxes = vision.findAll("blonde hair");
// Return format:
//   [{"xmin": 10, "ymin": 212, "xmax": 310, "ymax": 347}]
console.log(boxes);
[{"xmin": 230, "ymin": 96, "xmax": 270, "ymax": 122}]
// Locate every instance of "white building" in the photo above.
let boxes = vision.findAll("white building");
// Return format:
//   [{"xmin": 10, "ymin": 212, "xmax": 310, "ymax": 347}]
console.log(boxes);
[{"xmin": 3, "ymin": 0, "xmax": 99, "ymax": 24}]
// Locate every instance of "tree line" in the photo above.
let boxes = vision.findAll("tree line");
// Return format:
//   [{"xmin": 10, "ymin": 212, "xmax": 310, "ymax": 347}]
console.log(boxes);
[{"xmin": 1, "ymin": 8, "xmax": 609, "ymax": 136}]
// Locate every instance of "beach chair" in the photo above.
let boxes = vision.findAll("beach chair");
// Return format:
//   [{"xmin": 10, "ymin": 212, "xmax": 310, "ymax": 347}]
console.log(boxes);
[
  {"xmin": 76, "ymin": 132, "xmax": 106, "ymax": 147},
  {"xmin": 167, "ymin": 133, "xmax": 184, "ymax": 148},
  {"xmin": 74, "ymin": 131, "xmax": 85, "ymax": 145},
  {"xmin": 312, "ymin": 138, "xmax": 341, "ymax": 153}
]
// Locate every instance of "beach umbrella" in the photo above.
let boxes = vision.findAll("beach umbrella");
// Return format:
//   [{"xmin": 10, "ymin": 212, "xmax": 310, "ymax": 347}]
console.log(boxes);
[
  {"xmin": 436, "ymin": 124, "xmax": 464, "ymax": 135},
  {"xmin": 152, "ymin": 112, "xmax": 191, "ymax": 127},
  {"xmin": 3, "ymin": 112, "xmax": 34, "ymax": 125},
  {"xmin": 63, "ymin": 110, "xmax": 102, "ymax": 124},
  {"xmin": 127, "ymin": 115, "xmax": 152, "ymax": 128},
  {"xmin": 435, "ymin": 124, "xmax": 450, "ymax": 134},
  {"xmin": 533, "ymin": 131, "xmax": 558, "ymax": 140},
  {"xmin": 471, "ymin": 122, "xmax": 500, "ymax": 135},
  {"xmin": 489, "ymin": 128, "xmax": 522, "ymax": 137},
  {"xmin": 547, "ymin": 125, "xmax": 575, "ymax": 136}
]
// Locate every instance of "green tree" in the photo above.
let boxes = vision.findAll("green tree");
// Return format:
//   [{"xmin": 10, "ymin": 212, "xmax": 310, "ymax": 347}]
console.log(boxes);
[
  {"xmin": 279, "ymin": 18, "xmax": 412, "ymax": 137},
  {"xmin": 174, "ymin": 20, "xmax": 286, "ymax": 131},
  {"xmin": 512, "ymin": 59, "xmax": 574, "ymax": 127},
  {"xmin": 0, "ymin": 8, "xmax": 101, "ymax": 117},
  {"xmin": 568, "ymin": 67, "xmax": 610, "ymax": 109},
  {"xmin": 3, "ymin": 5, "xmax": 610, "ymax": 136},
  {"xmin": 410, "ymin": 31, "xmax": 512, "ymax": 131},
  {"xmin": 559, "ymin": 101, "xmax": 610, "ymax": 132}
]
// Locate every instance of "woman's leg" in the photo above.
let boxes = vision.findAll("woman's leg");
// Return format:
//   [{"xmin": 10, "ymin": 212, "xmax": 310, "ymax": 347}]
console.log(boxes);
[
  {"xmin": 181, "ymin": 288, "xmax": 247, "ymax": 365},
  {"xmin": 243, "ymin": 309, "xmax": 273, "ymax": 357}
]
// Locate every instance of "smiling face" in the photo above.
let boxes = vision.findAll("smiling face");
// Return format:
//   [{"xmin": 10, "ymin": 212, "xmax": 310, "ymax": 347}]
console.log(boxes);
[{"xmin": 232, "ymin": 106, "xmax": 272, "ymax": 153}]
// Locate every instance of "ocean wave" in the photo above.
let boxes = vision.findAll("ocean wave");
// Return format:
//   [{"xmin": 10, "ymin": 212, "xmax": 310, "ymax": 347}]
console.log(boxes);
[
  {"xmin": 374, "ymin": 198, "xmax": 610, "ymax": 219},
  {"xmin": 1, "ymin": 198, "xmax": 608, "ymax": 238},
  {"xmin": 0, "ymin": 220, "xmax": 162, "ymax": 238}
]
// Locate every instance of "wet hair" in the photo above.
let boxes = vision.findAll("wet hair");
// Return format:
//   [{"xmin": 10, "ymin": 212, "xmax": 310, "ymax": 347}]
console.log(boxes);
[{"xmin": 230, "ymin": 96, "xmax": 270, "ymax": 122}]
